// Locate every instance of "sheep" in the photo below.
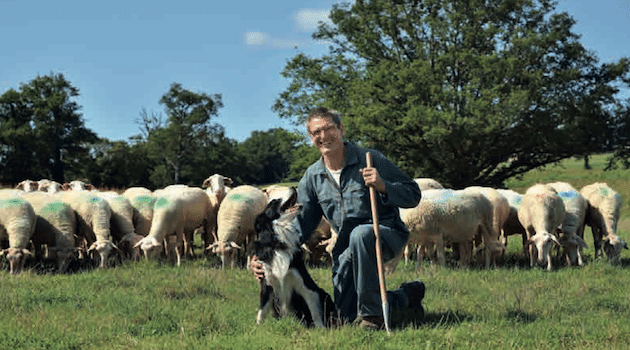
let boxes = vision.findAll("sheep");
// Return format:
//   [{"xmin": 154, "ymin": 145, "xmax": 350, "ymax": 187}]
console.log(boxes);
[
  {"xmin": 209, "ymin": 185, "xmax": 268, "ymax": 269},
  {"xmin": 463, "ymin": 186, "xmax": 510, "ymax": 262},
  {"xmin": 96, "ymin": 191, "xmax": 144, "ymax": 261},
  {"xmin": 517, "ymin": 184, "xmax": 565, "ymax": 270},
  {"xmin": 0, "ymin": 191, "xmax": 37, "ymax": 274},
  {"xmin": 495, "ymin": 189, "xmax": 527, "ymax": 248},
  {"xmin": 16, "ymin": 179, "xmax": 39, "ymax": 192},
  {"xmin": 135, "ymin": 186, "xmax": 212, "ymax": 266},
  {"xmin": 62, "ymin": 180, "xmax": 94, "ymax": 191},
  {"xmin": 580, "ymin": 182, "xmax": 628, "ymax": 264},
  {"xmin": 55, "ymin": 190, "xmax": 114, "ymax": 268},
  {"xmin": 413, "ymin": 178, "xmax": 445, "ymax": 190},
  {"xmin": 201, "ymin": 174, "xmax": 233, "ymax": 252},
  {"xmin": 546, "ymin": 182, "xmax": 588, "ymax": 267},
  {"xmin": 397, "ymin": 188, "xmax": 501, "ymax": 269},
  {"xmin": 37, "ymin": 179, "xmax": 63, "ymax": 194},
  {"xmin": 22, "ymin": 192, "xmax": 78, "ymax": 273},
  {"xmin": 122, "ymin": 187, "xmax": 155, "ymax": 238}
]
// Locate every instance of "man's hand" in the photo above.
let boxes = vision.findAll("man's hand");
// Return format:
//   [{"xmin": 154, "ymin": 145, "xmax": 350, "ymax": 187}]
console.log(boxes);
[
  {"xmin": 360, "ymin": 166, "xmax": 387, "ymax": 194},
  {"xmin": 250, "ymin": 255, "xmax": 265, "ymax": 281}
]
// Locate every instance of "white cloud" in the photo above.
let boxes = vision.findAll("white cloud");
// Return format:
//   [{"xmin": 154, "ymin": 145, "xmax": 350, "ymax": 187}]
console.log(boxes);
[
  {"xmin": 293, "ymin": 9, "xmax": 331, "ymax": 32},
  {"xmin": 244, "ymin": 32, "xmax": 269, "ymax": 46}
]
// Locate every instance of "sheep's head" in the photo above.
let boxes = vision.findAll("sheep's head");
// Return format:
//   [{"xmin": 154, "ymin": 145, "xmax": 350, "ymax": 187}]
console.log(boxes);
[
  {"xmin": 89, "ymin": 240, "xmax": 116, "ymax": 268},
  {"xmin": 527, "ymin": 232, "xmax": 560, "ymax": 270},
  {"xmin": 1, "ymin": 248, "xmax": 33, "ymax": 274},
  {"xmin": 203, "ymin": 174, "xmax": 232, "ymax": 202},
  {"xmin": 135, "ymin": 237, "xmax": 163, "ymax": 260},
  {"xmin": 602, "ymin": 235, "xmax": 628, "ymax": 264},
  {"xmin": 559, "ymin": 234, "xmax": 587, "ymax": 267},
  {"xmin": 208, "ymin": 241, "xmax": 241, "ymax": 269}
]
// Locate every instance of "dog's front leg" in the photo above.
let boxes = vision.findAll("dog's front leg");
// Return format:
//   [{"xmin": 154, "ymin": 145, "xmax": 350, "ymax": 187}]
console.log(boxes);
[{"xmin": 257, "ymin": 280, "xmax": 275, "ymax": 324}]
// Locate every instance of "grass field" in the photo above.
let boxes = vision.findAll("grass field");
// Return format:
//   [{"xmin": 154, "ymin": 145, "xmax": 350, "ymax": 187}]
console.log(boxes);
[{"xmin": 1, "ymin": 154, "xmax": 629, "ymax": 349}]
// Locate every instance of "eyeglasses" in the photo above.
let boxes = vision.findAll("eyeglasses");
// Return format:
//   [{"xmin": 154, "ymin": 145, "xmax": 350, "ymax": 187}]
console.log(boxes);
[{"xmin": 309, "ymin": 124, "xmax": 337, "ymax": 138}]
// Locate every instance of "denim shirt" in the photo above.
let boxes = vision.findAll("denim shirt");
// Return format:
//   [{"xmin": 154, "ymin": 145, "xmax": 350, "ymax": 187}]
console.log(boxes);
[{"xmin": 295, "ymin": 142, "xmax": 422, "ymax": 256}]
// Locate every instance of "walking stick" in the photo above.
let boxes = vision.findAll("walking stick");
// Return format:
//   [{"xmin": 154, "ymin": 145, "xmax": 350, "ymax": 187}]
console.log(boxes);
[{"xmin": 366, "ymin": 152, "xmax": 391, "ymax": 335}]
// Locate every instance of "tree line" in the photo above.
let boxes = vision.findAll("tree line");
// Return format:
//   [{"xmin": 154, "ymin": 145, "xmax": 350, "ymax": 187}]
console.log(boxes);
[{"xmin": 2, "ymin": 0, "xmax": 630, "ymax": 190}]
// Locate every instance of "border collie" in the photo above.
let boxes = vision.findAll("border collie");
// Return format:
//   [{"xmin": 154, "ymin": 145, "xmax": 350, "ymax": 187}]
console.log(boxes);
[{"xmin": 253, "ymin": 188, "xmax": 337, "ymax": 328}]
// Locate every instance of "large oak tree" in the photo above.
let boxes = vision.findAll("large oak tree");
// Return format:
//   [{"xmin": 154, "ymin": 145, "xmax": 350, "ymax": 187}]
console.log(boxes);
[{"xmin": 273, "ymin": 0, "xmax": 630, "ymax": 188}]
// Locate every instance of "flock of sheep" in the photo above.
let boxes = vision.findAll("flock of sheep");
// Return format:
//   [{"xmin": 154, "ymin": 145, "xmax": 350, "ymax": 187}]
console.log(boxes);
[
  {"xmin": 0, "ymin": 176, "xmax": 626, "ymax": 275},
  {"xmin": 391, "ymin": 179, "xmax": 628, "ymax": 272}
]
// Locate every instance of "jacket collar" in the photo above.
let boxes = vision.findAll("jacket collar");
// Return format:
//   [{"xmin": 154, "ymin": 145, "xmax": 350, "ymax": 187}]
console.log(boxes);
[{"xmin": 312, "ymin": 142, "xmax": 360, "ymax": 175}]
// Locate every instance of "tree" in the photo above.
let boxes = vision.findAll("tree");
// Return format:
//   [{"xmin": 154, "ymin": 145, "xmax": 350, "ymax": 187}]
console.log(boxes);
[
  {"xmin": 143, "ymin": 83, "xmax": 224, "ymax": 185},
  {"xmin": 0, "ymin": 73, "xmax": 98, "ymax": 184},
  {"xmin": 238, "ymin": 128, "xmax": 305, "ymax": 184},
  {"xmin": 273, "ymin": 0, "xmax": 630, "ymax": 188}
]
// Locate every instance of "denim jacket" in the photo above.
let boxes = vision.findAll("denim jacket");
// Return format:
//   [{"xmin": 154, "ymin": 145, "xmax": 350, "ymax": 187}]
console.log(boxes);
[{"xmin": 295, "ymin": 142, "xmax": 422, "ymax": 256}]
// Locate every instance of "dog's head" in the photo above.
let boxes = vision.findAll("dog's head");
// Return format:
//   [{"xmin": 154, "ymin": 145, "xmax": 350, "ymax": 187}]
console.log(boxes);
[{"xmin": 254, "ymin": 187, "xmax": 302, "ymax": 262}]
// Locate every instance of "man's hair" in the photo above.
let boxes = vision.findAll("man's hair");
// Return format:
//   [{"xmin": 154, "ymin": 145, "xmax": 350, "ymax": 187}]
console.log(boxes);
[{"xmin": 306, "ymin": 107, "xmax": 342, "ymax": 129}]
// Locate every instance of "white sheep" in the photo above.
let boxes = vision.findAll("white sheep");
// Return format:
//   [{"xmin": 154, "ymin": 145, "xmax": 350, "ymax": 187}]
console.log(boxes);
[
  {"xmin": 495, "ymin": 189, "xmax": 527, "ymax": 248},
  {"xmin": 209, "ymin": 185, "xmax": 268, "ymax": 269},
  {"xmin": 55, "ymin": 190, "xmax": 114, "ymax": 268},
  {"xmin": 547, "ymin": 182, "xmax": 588, "ymax": 267},
  {"xmin": 201, "ymin": 174, "xmax": 233, "ymax": 251},
  {"xmin": 517, "ymin": 184, "xmax": 565, "ymax": 270},
  {"xmin": 122, "ymin": 187, "xmax": 155, "ymax": 238},
  {"xmin": 135, "ymin": 186, "xmax": 212, "ymax": 266},
  {"xmin": 398, "ymin": 188, "xmax": 501, "ymax": 269},
  {"xmin": 37, "ymin": 179, "xmax": 63, "ymax": 194},
  {"xmin": 0, "ymin": 191, "xmax": 37, "ymax": 274},
  {"xmin": 22, "ymin": 192, "xmax": 78, "ymax": 272},
  {"xmin": 580, "ymin": 182, "xmax": 628, "ymax": 263},
  {"xmin": 62, "ymin": 180, "xmax": 94, "ymax": 191},
  {"xmin": 16, "ymin": 179, "xmax": 39, "ymax": 192},
  {"xmin": 96, "ymin": 191, "xmax": 145, "ymax": 261},
  {"xmin": 413, "ymin": 178, "xmax": 445, "ymax": 190}
]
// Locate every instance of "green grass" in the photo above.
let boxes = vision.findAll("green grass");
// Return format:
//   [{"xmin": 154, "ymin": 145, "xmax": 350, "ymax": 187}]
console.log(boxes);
[{"xmin": 2, "ymin": 154, "xmax": 630, "ymax": 349}]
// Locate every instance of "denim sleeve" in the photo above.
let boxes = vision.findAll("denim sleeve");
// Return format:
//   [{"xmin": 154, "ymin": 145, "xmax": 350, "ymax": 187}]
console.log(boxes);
[
  {"xmin": 295, "ymin": 170, "xmax": 325, "ymax": 245},
  {"xmin": 372, "ymin": 150, "xmax": 421, "ymax": 209}
]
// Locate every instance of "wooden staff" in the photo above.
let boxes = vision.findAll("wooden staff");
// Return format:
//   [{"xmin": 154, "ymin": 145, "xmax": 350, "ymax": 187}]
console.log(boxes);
[{"xmin": 366, "ymin": 152, "xmax": 391, "ymax": 335}]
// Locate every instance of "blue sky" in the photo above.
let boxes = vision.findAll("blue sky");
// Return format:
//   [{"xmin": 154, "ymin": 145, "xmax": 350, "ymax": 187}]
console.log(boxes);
[{"xmin": 1, "ymin": 0, "xmax": 629, "ymax": 142}]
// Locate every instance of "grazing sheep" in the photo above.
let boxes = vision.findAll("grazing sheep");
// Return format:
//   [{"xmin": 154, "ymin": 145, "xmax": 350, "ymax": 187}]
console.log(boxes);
[
  {"xmin": 547, "ymin": 182, "xmax": 588, "ymax": 267},
  {"xmin": 122, "ymin": 187, "xmax": 155, "ymax": 238},
  {"xmin": 397, "ymin": 188, "xmax": 501, "ymax": 269},
  {"xmin": 96, "ymin": 191, "xmax": 144, "ymax": 261},
  {"xmin": 202, "ymin": 174, "xmax": 233, "ymax": 251},
  {"xmin": 517, "ymin": 184, "xmax": 565, "ymax": 270},
  {"xmin": 135, "ymin": 186, "xmax": 212, "ymax": 266},
  {"xmin": 209, "ymin": 185, "xmax": 268, "ymax": 269},
  {"xmin": 16, "ymin": 179, "xmax": 39, "ymax": 192},
  {"xmin": 55, "ymin": 191, "xmax": 114, "ymax": 268},
  {"xmin": 0, "ymin": 191, "xmax": 37, "ymax": 274},
  {"xmin": 22, "ymin": 192, "xmax": 78, "ymax": 273},
  {"xmin": 580, "ymin": 182, "xmax": 628, "ymax": 263}
]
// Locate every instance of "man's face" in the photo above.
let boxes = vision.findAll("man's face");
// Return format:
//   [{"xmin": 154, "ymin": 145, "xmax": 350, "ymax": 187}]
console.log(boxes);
[{"xmin": 307, "ymin": 116, "xmax": 345, "ymax": 157}]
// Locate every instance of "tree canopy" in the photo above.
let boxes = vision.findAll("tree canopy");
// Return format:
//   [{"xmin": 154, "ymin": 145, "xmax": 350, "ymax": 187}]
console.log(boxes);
[
  {"xmin": 0, "ymin": 73, "xmax": 97, "ymax": 184},
  {"xmin": 273, "ymin": 0, "xmax": 630, "ymax": 188}
]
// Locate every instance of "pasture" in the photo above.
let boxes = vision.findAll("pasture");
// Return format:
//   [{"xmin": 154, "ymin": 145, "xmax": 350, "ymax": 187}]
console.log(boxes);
[{"xmin": 2, "ymin": 154, "xmax": 630, "ymax": 349}]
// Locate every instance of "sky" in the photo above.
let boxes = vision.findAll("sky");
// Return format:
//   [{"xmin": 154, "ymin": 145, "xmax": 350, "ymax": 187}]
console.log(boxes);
[{"xmin": 1, "ymin": 0, "xmax": 629, "ymax": 142}]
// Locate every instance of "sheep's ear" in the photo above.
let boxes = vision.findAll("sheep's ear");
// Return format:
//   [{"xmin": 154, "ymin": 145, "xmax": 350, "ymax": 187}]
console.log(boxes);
[
  {"xmin": 224, "ymin": 177, "xmax": 233, "ymax": 186},
  {"xmin": 85, "ymin": 184, "xmax": 94, "ymax": 191},
  {"xmin": 202, "ymin": 179, "xmax": 210, "ymax": 188},
  {"xmin": 16, "ymin": 181, "xmax": 24, "ymax": 189},
  {"xmin": 229, "ymin": 242, "xmax": 241, "ymax": 249},
  {"xmin": 62, "ymin": 183, "xmax": 71, "ymax": 190}
]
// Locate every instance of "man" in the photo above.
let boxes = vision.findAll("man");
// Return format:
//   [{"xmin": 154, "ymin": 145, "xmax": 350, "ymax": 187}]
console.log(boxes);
[{"xmin": 251, "ymin": 107, "xmax": 425, "ymax": 330}]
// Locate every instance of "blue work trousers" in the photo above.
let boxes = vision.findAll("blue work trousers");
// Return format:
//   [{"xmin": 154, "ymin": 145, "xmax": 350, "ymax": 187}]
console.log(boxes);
[{"xmin": 332, "ymin": 224, "xmax": 410, "ymax": 322}]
